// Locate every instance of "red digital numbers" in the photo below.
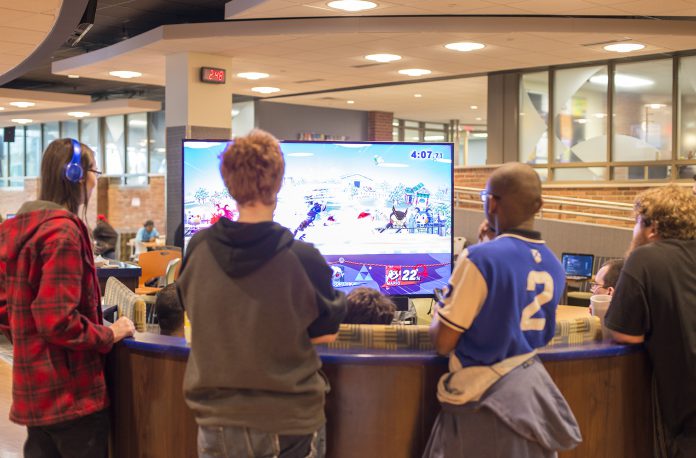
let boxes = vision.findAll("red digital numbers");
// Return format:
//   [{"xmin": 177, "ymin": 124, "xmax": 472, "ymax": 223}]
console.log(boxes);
[{"xmin": 200, "ymin": 67, "xmax": 226, "ymax": 84}]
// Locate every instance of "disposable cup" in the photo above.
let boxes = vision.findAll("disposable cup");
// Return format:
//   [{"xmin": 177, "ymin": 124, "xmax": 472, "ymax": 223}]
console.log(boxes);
[{"xmin": 590, "ymin": 294, "xmax": 612, "ymax": 340}]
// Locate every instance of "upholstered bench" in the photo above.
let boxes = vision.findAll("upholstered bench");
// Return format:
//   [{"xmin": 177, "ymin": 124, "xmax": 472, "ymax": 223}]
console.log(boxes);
[{"xmin": 327, "ymin": 313, "xmax": 601, "ymax": 351}]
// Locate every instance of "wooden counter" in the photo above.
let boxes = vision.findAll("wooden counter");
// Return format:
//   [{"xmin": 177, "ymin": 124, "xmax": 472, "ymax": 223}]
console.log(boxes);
[{"xmin": 107, "ymin": 334, "xmax": 652, "ymax": 458}]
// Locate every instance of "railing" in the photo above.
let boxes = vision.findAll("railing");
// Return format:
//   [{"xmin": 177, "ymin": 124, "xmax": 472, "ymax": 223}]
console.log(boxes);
[{"xmin": 454, "ymin": 186, "xmax": 634, "ymax": 225}]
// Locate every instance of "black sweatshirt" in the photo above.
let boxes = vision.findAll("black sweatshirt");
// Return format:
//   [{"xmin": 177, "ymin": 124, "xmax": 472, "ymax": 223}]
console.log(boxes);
[{"xmin": 178, "ymin": 219, "xmax": 346, "ymax": 434}]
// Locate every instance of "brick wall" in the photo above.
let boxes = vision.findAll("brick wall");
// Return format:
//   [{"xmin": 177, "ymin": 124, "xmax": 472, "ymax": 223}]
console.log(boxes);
[
  {"xmin": 452, "ymin": 166, "xmax": 695, "ymax": 228},
  {"xmin": 97, "ymin": 175, "xmax": 166, "ymax": 234},
  {"xmin": 0, "ymin": 178, "xmax": 96, "ymax": 226},
  {"xmin": 367, "ymin": 111, "xmax": 394, "ymax": 141}
]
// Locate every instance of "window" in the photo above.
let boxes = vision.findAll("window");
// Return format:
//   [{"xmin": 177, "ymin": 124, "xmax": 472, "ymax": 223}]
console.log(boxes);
[
  {"xmin": 9, "ymin": 126, "xmax": 25, "ymax": 187},
  {"xmin": 679, "ymin": 56, "xmax": 696, "ymax": 162},
  {"xmin": 613, "ymin": 59, "xmax": 672, "ymax": 162},
  {"xmin": 127, "ymin": 113, "xmax": 148, "ymax": 185},
  {"xmin": 520, "ymin": 72, "xmax": 549, "ymax": 164},
  {"xmin": 553, "ymin": 66, "xmax": 608, "ymax": 166},
  {"xmin": 25, "ymin": 124, "xmax": 41, "ymax": 177},
  {"xmin": 0, "ymin": 130, "xmax": 6, "ymax": 187},
  {"xmin": 148, "ymin": 111, "xmax": 166, "ymax": 174},
  {"xmin": 80, "ymin": 117, "xmax": 101, "ymax": 170},
  {"xmin": 43, "ymin": 122, "xmax": 59, "ymax": 148},
  {"xmin": 105, "ymin": 115, "xmax": 125, "ymax": 175},
  {"xmin": 60, "ymin": 120, "xmax": 78, "ymax": 140}
]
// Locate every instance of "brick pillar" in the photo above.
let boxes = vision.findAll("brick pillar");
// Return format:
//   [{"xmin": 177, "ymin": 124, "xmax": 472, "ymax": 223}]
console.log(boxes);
[{"xmin": 368, "ymin": 111, "xmax": 394, "ymax": 141}]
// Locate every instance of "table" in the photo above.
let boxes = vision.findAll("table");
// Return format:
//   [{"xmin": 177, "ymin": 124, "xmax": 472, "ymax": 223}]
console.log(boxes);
[{"xmin": 96, "ymin": 262, "xmax": 141, "ymax": 293}]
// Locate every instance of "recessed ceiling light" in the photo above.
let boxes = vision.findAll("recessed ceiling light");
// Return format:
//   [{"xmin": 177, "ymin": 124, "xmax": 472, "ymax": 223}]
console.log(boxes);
[
  {"xmin": 475, "ymin": 117, "xmax": 482, "ymax": 121},
  {"xmin": 327, "ymin": 0, "xmax": 377, "ymax": 12},
  {"xmin": 646, "ymin": 103, "xmax": 666, "ymax": 109},
  {"xmin": 109, "ymin": 70, "xmax": 142, "ymax": 79},
  {"xmin": 398, "ymin": 68, "xmax": 431, "ymax": 77},
  {"xmin": 67, "ymin": 111, "xmax": 90, "ymax": 118},
  {"xmin": 603, "ymin": 43, "xmax": 645, "ymax": 53},
  {"xmin": 414, "ymin": 94, "xmax": 422, "ymax": 98},
  {"xmin": 0, "ymin": 107, "xmax": 4, "ymax": 111},
  {"xmin": 445, "ymin": 42, "xmax": 485, "ymax": 52},
  {"xmin": 347, "ymin": 100, "xmax": 355, "ymax": 104},
  {"xmin": 590, "ymin": 74, "xmax": 653, "ymax": 88},
  {"xmin": 11, "ymin": 118, "xmax": 32, "ymax": 124},
  {"xmin": 365, "ymin": 54, "xmax": 401, "ymax": 63},
  {"xmin": 470, "ymin": 105, "xmax": 478, "ymax": 110},
  {"xmin": 237, "ymin": 72, "xmax": 269, "ymax": 80},
  {"xmin": 67, "ymin": 74, "xmax": 80, "ymax": 79},
  {"xmin": 251, "ymin": 87, "xmax": 280, "ymax": 94},
  {"xmin": 9, "ymin": 101, "xmax": 35, "ymax": 108}
]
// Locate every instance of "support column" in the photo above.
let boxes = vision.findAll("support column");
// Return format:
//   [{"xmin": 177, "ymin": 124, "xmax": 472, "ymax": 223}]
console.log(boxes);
[
  {"xmin": 487, "ymin": 72, "xmax": 520, "ymax": 164},
  {"xmin": 367, "ymin": 111, "xmax": 394, "ymax": 141},
  {"xmin": 165, "ymin": 53, "xmax": 234, "ymax": 245}
]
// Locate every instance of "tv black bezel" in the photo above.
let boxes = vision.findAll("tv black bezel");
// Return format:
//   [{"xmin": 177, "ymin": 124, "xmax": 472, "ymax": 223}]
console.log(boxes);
[{"xmin": 180, "ymin": 138, "xmax": 455, "ymax": 299}]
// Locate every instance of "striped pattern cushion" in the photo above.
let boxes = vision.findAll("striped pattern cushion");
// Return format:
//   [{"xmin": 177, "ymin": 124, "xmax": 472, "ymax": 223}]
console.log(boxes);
[
  {"xmin": 327, "ymin": 316, "xmax": 602, "ymax": 350},
  {"xmin": 102, "ymin": 277, "xmax": 147, "ymax": 332}
]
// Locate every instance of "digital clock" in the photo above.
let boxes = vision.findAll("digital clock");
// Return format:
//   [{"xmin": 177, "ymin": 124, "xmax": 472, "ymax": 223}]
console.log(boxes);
[{"xmin": 200, "ymin": 67, "xmax": 226, "ymax": 84}]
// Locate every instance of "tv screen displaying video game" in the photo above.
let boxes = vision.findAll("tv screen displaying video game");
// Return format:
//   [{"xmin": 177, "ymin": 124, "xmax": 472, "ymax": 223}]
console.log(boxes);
[{"xmin": 182, "ymin": 140, "xmax": 453, "ymax": 297}]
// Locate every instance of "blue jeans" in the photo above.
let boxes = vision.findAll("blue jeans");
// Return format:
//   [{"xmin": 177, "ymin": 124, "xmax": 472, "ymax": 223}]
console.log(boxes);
[{"xmin": 197, "ymin": 425, "xmax": 325, "ymax": 458}]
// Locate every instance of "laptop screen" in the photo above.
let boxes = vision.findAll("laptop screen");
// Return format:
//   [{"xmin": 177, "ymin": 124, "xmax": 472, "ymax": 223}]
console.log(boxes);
[{"xmin": 561, "ymin": 253, "xmax": 594, "ymax": 278}]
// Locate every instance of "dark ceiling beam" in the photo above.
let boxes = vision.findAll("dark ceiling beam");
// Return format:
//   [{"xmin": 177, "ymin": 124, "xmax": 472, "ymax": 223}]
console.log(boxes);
[{"xmin": 0, "ymin": 0, "xmax": 92, "ymax": 86}]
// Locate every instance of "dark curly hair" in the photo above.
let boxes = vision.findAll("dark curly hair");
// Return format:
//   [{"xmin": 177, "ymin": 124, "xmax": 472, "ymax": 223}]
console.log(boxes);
[{"xmin": 344, "ymin": 287, "xmax": 396, "ymax": 325}]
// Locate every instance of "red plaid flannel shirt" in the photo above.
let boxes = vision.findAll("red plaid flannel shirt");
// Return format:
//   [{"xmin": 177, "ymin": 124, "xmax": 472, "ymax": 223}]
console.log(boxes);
[{"xmin": 0, "ymin": 208, "xmax": 114, "ymax": 426}]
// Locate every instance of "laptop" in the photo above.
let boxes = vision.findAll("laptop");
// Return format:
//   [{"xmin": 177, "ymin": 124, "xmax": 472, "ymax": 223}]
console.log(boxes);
[{"xmin": 560, "ymin": 253, "xmax": 594, "ymax": 280}]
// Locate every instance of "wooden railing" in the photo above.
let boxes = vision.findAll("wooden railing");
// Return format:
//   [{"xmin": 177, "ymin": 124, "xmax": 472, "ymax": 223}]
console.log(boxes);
[{"xmin": 454, "ymin": 186, "xmax": 634, "ymax": 225}]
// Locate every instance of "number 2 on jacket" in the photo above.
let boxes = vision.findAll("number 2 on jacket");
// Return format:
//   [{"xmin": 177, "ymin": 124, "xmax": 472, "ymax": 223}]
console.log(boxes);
[{"xmin": 520, "ymin": 271, "xmax": 554, "ymax": 331}]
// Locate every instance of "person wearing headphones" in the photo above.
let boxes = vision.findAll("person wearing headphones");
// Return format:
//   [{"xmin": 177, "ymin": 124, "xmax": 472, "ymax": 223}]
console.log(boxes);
[{"xmin": 0, "ymin": 138, "xmax": 134, "ymax": 457}]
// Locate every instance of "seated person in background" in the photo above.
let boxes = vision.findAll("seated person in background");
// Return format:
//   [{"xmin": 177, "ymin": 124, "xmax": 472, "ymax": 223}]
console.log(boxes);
[
  {"xmin": 424, "ymin": 162, "xmax": 581, "ymax": 457},
  {"xmin": 344, "ymin": 287, "xmax": 396, "ymax": 325},
  {"xmin": 93, "ymin": 214, "xmax": 118, "ymax": 259},
  {"xmin": 590, "ymin": 258, "xmax": 623, "ymax": 293},
  {"xmin": 155, "ymin": 284, "xmax": 184, "ymax": 337},
  {"xmin": 136, "ymin": 219, "xmax": 159, "ymax": 242}
]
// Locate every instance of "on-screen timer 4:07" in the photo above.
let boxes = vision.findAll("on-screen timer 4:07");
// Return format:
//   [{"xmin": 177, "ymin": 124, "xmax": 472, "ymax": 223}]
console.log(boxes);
[{"xmin": 410, "ymin": 150, "xmax": 443, "ymax": 160}]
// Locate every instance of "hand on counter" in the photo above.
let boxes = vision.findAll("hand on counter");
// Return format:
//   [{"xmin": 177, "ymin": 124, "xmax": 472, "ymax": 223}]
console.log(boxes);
[{"xmin": 111, "ymin": 317, "xmax": 136, "ymax": 342}]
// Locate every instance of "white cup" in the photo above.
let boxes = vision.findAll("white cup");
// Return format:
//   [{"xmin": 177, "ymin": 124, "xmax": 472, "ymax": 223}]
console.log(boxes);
[{"xmin": 590, "ymin": 294, "xmax": 612, "ymax": 340}]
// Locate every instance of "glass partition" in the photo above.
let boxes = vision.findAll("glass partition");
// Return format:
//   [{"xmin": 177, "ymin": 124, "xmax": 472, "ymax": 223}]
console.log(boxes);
[
  {"xmin": 25, "ymin": 124, "xmax": 41, "ymax": 177},
  {"xmin": 80, "ymin": 117, "xmax": 101, "ymax": 170},
  {"xmin": 9, "ymin": 127, "xmax": 25, "ymax": 187},
  {"xmin": 127, "ymin": 113, "xmax": 148, "ymax": 185},
  {"xmin": 43, "ymin": 122, "xmax": 59, "ymax": 147},
  {"xmin": 148, "ymin": 111, "xmax": 166, "ymax": 174},
  {"xmin": 613, "ymin": 59, "xmax": 672, "ymax": 162},
  {"xmin": 679, "ymin": 56, "xmax": 696, "ymax": 161},
  {"xmin": 105, "ymin": 115, "xmax": 125, "ymax": 175},
  {"xmin": 60, "ymin": 120, "xmax": 78, "ymax": 140},
  {"xmin": 553, "ymin": 66, "xmax": 607, "ymax": 166},
  {"xmin": 519, "ymin": 72, "xmax": 549, "ymax": 164}
]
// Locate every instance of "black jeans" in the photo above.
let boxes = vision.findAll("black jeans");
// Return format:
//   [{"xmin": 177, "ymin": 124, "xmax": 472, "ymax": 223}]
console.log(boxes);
[{"xmin": 24, "ymin": 409, "xmax": 110, "ymax": 458}]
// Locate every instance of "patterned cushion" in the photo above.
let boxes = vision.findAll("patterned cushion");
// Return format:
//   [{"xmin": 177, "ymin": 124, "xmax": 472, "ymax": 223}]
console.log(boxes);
[
  {"xmin": 102, "ymin": 277, "xmax": 147, "ymax": 332},
  {"xmin": 327, "ymin": 315, "xmax": 602, "ymax": 350}
]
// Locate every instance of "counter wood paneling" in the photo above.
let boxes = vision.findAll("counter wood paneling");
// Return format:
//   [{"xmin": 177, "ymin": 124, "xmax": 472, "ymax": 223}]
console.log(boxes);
[{"xmin": 107, "ymin": 335, "xmax": 652, "ymax": 458}]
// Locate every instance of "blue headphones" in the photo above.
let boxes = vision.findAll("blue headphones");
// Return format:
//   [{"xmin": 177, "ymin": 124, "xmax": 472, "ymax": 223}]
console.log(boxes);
[{"xmin": 64, "ymin": 139, "xmax": 83, "ymax": 183}]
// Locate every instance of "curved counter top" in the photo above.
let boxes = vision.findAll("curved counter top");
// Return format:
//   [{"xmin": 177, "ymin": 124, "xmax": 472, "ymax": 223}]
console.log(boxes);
[
  {"xmin": 111, "ymin": 333, "xmax": 652, "ymax": 458},
  {"xmin": 121, "ymin": 330, "xmax": 644, "ymax": 363}
]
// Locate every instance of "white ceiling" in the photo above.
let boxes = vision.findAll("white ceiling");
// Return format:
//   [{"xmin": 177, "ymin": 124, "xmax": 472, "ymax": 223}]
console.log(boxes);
[
  {"xmin": 0, "ymin": 87, "xmax": 89, "ymax": 113},
  {"xmin": 0, "ymin": 98, "xmax": 161, "ymax": 127},
  {"xmin": 0, "ymin": 1, "xmax": 62, "ymax": 75},
  {"xmin": 46, "ymin": 3, "xmax": 696, "ymax": 124},
  {"xmin": 225, "ymin": 0, "xmax": 696, "ymax": 18}
]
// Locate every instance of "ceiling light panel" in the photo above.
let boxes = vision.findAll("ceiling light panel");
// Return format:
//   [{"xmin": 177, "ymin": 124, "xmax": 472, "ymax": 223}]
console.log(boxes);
[
  {"xmin": 251, "ymin": 87, "xmax": 280, "ymax": 94},
  {"xmin": 603, "ymin": 43, "xmax": 645, "ymax": 53},
  {"xmin": 109, "ymin": 70, "xmax": 142, "ymax": 79},
  {"xmin": 237, "ymin": 72, "xmax": 269, "ymax": 80},
  {"xmin": 365, "ymin": 54, "xmax": 401, "ymax": 63},
  {"xmin": 398, "ymin": 69, "xmax": 431, "ymax": 77},
  {"xmin": 445, "ymin": 42, "xmax": 485, "ymax": 52},
  {"xmin": 9, "ymin": 101, "xmax": 35, "ymax": 108},
  {"xmin": 327, "ymin": 1, "xmax": 378, "ymax": 12}
]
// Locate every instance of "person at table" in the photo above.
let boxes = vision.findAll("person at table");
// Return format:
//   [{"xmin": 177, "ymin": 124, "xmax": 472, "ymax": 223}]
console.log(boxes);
[
  {"xmin": 177, "ymin": 129, "xmax": 346, "ymax": 458},
  {"xmin": 605, "ymin": 185, "xmax": 696, "ymax": 457},
  {"xmin": 93, "ymin": 214, "xmax": 118, "ymax": 259},
  {"xmin": 0, "ymin": 138, "xmax": 135, "ymax": 457},
  {"xmin": 155, "ymin": 284, "xmax": 184, "ymax": 337},
  {"xmin": 136, "ymin": 219, "xmax": 159, "ymax": 242},
  {"xmin": 590, "ymin": 258, "xmax": 624, "ymax": 298},
  {"xmin": 343, "ymin": 287, "xmax": 396, "ymax": 325},
  {"xmin": 424, "ymin": 162, "xmax": 581, "ymax": 457}
]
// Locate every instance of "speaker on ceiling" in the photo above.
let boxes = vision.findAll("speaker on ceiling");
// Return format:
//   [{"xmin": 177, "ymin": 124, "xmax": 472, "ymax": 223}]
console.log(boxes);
[
  {"xmin": 66, "ymin": 0, "xmax": 97, "ymax": 47},
  {"xmin": 3, "ymin": 127, "xmax": 15, "ymax": 143}
]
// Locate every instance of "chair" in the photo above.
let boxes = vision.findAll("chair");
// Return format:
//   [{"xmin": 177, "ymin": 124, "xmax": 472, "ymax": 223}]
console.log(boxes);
[
  {"xmin": 102, "ymin": 277, "xmax": 146, "ymax": 332},
  {"xmin": 135, "ymin": 249, "xmax": 181, "ymax": 295},
  {"xmin": 128, "ymin": 238, "xmax": 147, "ymax": 262},
  {"xmin": 164, "ymin": 258, "xmax": 181, "ymax": 285}
]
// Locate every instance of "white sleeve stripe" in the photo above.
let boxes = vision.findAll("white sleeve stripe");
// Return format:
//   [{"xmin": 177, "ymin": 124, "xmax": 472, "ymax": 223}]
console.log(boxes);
[{"xmin": 437, "ymin": 256, "xmax": 488, "ymax": 331}]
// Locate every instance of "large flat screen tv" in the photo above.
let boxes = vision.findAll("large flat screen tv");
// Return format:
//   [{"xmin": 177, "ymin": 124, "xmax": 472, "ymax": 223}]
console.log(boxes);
[{"xmin": 182, "ymin": 140, "xmax": 453, "ymax": 298}]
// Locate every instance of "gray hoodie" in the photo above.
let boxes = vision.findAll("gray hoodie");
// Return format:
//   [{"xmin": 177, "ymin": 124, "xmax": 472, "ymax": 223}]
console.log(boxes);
[{"xmin": 178, "ymin": 219, "xmax": 346, "ymax": 435}]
